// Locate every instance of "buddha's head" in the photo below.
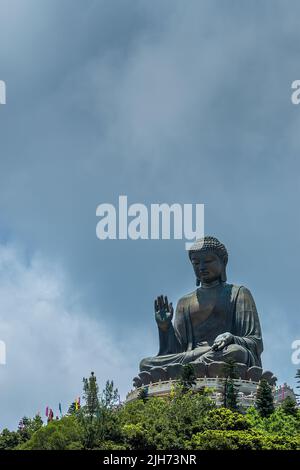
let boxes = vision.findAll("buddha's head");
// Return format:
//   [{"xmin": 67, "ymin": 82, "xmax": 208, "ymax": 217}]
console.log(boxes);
[{"xmin": 188, "ymin": 236, "xmax": 228, "ymax": 286}]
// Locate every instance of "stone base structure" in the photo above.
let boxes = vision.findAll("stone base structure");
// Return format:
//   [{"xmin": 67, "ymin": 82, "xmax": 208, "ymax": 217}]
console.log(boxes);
[
  {"xmin": 126, "ymin": 376, "xmax": 260, "ymax": 408},
  {"xmin": 128, "ymin": 363, "xmax": 278, "ymax": 408},
  {"xmin": 133, "ymin": 362, "xmax": 277, "ymax": 388}
]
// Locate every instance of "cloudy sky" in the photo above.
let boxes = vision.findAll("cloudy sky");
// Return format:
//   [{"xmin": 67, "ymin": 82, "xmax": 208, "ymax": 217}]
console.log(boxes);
[{"xmin": 0, "ymin": 0, "xmax": 300, "ymax": 429}]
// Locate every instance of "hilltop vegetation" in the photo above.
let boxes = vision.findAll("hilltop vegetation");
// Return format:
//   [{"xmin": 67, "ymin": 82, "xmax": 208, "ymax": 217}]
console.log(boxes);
[{"xmin": 0, "ymin": 371, "xmax": 299, "ymax": 450}]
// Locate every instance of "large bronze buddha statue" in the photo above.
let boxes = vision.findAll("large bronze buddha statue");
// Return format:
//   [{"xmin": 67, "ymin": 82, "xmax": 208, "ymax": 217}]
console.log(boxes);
[{"xmin": 133, "ymin": 236, "xmax": 274, "ymax": 388}]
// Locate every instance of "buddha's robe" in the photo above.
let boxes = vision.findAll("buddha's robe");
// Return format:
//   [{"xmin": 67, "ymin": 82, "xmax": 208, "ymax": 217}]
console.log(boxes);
[{"xmin": 140, "ymin": 283, "xmax": 263, "ymax": 371}]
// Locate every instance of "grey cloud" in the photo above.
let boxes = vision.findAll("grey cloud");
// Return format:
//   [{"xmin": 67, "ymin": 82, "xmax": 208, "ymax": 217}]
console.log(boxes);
[{"xmin": 0, "ymin": 0, "xmax": 300, "ymax": 426}]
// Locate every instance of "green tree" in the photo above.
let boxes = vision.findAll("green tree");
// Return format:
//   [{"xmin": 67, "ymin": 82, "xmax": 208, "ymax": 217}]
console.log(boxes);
[
  {"xmin": 101, "ymin": 380, "xmax": 120, "ymax": 409},
  {"xmin": 281, "ymin": 396, "xmax": 298, "ymax": 417},
  {"xmin": 79, "ymin": 371, "xmax": 101, "ymax": 449},
  {"xmin": 225, "ymin": 381, "xmax": 238, "ymax": 411},
  {"xmin": 18, "ymin": 416, "xmax": 83, "ymax": 450},
  {"xmin": 67, "ymin": 401, "xmax": 77, "ymax": 415},
  {"xmin": 255, "ymin": 379, "xmax": 275, "ymax": 418},
  {"xmin": 204, "ymin": 408, "xmax": 250, "ymax": 431},
  {"xmin": 97, "ymin": 380, "xmax": 122, "ymax": 445},
  {"xmin": 138, "ymin": 386, "xmax": 149, "ymax": 403},
  {"xmin": 0, "ymin": 414, "xmax": 43, "ymax": 449},
  {"xmin": 79, "ymin": 372, "xmax": 122, "ymax": 449},
  {"xmin": 187, "ymin": 429, "xmax": 300, "ymax": 450},
  {"xmin": 83, "ymin": 371, "xmax": 99, "ymax": 419},
  {"xmin": 246, "ymin": 405, "xmax": 300, "ymax": 437},
  {"xmin": 17, "ymin": 415, "xmax": 43, "ymax": 443},
  {"xmin": 0, "ymin": 429, "xmax": 20, "ymax": 450},
  {"xmin": 179, "ymin": 364, "xmax": 196, "ymax": 394},
  {"xmin": 295, "ymin": 369, "xmax": 300, "ymax": 404},
  {"xmin": 119, "ymin": 391, "xmax": 214, "ymax": 449},
  {"xmin": 222, "ymin": 359, "xmax": 239, "ymax": 411}
]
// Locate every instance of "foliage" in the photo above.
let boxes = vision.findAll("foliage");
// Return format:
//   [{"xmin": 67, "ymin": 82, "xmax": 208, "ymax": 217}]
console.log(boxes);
[
  {"xmin": 100, "ymin": 380, "xmax": 120, "ymax": 408},
  {"xmin": 67, "ymin": 402, "xmax": 77, "ymax": 415},
  {"xmin": 294, "ymin": 369, "xmax": 300, "ymax": 405},
  {"xmin": 18, "ymin": 416, "xmax": 83, "ymax": 450},
  {"xmin": 4, "ymin": 372, "xmax": 300, "ymax": 450},
  {"xmin": 17, "ymin": 415, "xmax": 44, "ymax": 442},
  {"xmin": 0, "ymin": 414, "xmax": 43, "ymax": 450},
  {"xmin": 295, "ymin": 369, "xmax": 300, "ymax": 391},
  {"xmin": 255, "ymin": 379, "xmax": 275, "ymax": 418},
  {"xmin": 203, "ymin": 408, "xmax": 250, "ymax": 431},
  {"xmin": 179, "ymin": 364, "xmax": 197, "ymax": 393},
  {"xmin": 187, "ymin": 429, "xmax": 300, "ymax": 450},
  {"xmin": 246, "ymin": 405, "xmax": 300, "ymax": 437},
  {"xmin": 222, "ymin": 359, "xmax": 239, "ymax": 411},
  {"xmin": 281, "ymin": 396, "xmax": 298, "ymax": 416},
  {"xmin": 0, "ymin": 429, "xmax": 21, "ymax": 450},
  {"xmin": 78, "ymin": 373, "xmax": 121, "ymax": 449},
  {"xmin": 224, "ymin": 380, "xmax": 239, "ymax": 411},
  {"xmin": 137, "ymin": 386, "xmax": 149, "ymax": 403},
  {"xmin": 119, "ymin": 389, "xmax": 215, "ymax": 449}
]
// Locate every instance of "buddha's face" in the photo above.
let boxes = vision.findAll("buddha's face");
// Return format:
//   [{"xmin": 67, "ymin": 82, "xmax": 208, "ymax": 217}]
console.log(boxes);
[{"xmin": 190, "ymin": 250, "xmax": 223, "ymax": 284}]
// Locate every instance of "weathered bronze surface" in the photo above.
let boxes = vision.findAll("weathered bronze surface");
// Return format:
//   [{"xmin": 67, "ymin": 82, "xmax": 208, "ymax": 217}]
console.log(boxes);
[{"xmin": 133, "ymin": 236, "xmax": 276, "ymax": 387}]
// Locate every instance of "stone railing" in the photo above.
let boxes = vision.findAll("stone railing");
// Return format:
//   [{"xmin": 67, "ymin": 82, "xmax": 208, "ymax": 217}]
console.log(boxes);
[{"xmin": 126, "ymin": 376, "xmax": 260, "ymax": 405}]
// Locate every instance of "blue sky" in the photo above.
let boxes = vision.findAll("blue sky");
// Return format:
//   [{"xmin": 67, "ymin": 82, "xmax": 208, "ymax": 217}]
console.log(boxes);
[{"xmin": 0, "ymin": 0, "xmax": 299, "ymax": 429}]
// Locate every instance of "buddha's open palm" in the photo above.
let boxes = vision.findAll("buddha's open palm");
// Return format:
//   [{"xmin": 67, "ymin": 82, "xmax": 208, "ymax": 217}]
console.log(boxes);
[{"xmin": 154, "ymin": 295, "xmax": 173, "ymax": 331}]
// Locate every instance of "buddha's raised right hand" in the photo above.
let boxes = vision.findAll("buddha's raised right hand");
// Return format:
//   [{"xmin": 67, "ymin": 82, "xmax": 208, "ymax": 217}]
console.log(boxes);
[{"xmin": 154, "ymin": 295, "xmax": 173, "ymax": 332}]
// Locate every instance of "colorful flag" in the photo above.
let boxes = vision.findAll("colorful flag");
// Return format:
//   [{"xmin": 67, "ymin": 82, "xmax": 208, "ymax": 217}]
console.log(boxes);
[
  {"xmin": 48, "ymin": 408, "xmax": 54, "ymax": 421},
  {"xmin": 45, "ymin": 406, "xmax": 49, "ymax": 417},
  {"xmin": 59, "ymin": 402, "xmax": 62, "ymax": 415},
  {"xmin": 75, "ymin": 397, "xmax": 81, "ymax": 410}
]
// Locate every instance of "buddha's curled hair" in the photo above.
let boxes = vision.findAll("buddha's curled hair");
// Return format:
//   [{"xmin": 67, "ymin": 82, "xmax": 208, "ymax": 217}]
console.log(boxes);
[{"xmin": 188, "ymin": 236, "xmax": 228, "ymax": 266}]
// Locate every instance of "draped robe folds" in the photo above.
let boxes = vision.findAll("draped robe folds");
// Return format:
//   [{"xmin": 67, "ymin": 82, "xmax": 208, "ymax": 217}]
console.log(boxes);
[{"xmin": 139, "ymin": 283, "xmax": 263, "ymax": 372}]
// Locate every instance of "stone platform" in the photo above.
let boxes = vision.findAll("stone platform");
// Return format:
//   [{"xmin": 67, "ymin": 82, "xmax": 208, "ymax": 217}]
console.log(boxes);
[
  {"xmin": 133, "ymin": 362, "xmax": 277, "ymax": 388},
  {"xmin": 126, "ymin": 376, "xmax": 261, "ymax": 408}
]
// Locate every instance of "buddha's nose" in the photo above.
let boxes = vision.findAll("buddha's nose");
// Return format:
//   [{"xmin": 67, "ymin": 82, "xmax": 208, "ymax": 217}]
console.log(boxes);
[{"xmin": 200, "ymin": 265, "xmax": 209, "ymax": 274}]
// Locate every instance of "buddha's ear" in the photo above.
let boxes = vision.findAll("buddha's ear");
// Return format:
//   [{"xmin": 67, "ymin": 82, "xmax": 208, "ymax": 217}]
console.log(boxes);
[{"xmin": 221, "ymin": 265, "xmax": 227, "ymax": 283}]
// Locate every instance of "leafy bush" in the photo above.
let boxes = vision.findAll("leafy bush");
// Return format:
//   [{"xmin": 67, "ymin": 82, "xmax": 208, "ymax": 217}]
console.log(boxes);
[
  {"xmin": 246, "ymin": 406, "xmax": 300, "ymax": 437},
  {"xmin": 203, "ymin": 408, "xmax": 251, "ymax": 431},
  {"xmin": 118, "ymin": 391, "xmax": 215, "ymax": 449},
  {"xmin": 18, "ymin": 416, "xmax": 83, "ymax": 450},
  {"xmin": 187, "ymin": 429, "xmax": 300, "ymax": 450},
  {"xmin": 6, "ymin": 372, "xmax": 300, "ymax": 450}
]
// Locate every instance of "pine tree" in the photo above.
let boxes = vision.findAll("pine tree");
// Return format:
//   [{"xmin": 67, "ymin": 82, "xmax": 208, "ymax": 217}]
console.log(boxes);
[
  {"xmin": 225, "ymin": 381, "xmax": 238, "ymax": 411},
  {"xmin": 101, "ymin": 380, "xmax": 120, "ymax": 409},
  {"xmin": 83, "ymin": 371, "xmax": 100, "ymax": 420},
  {"xmin": 80, "ymin": 371, "xmax": 101, "ymax": 448},
  {"xmin": 138, "ymin": 386, "xmax": 149, "ymax": 403},
  {"xmin": 281, "ymin": 396, "xmax": 298, "ymax": 416},
  {"xmin": 255, "ymin": 378, "xmax": 275, "ymax": 418},
  {"xmin": 295, "ymin": 369, "xmax": 300, "ymax": 405},
  {"xmin": 99, "ymin": 380, "xmax": 121, "ymax": 443},
  {"xmin": 222, "ymin": 359, "xmax": 239, "ymax": 411},
  {"xmin": 295, "ymin": 369, "xmax": 300, "ymax": 398},
  {"xmin": 17, "ymin": 415, "xmax": 43, "ymax": 443},
  {"xmin": 80, "ymin": 373, "xmax": 121, "ymax": 448},
  {"xmin": 179, "ymin": 364, "xmax": 196, "ymax": 394},
  {"xmin": 67, "ymin": 402, "xmax": 77, "ymax": 415}
]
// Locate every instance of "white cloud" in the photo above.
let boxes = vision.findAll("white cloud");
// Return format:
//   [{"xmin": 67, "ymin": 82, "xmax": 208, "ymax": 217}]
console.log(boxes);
[{"xmin": 0, "ymin": 242, "xmax": 136, "ymax": 430}]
